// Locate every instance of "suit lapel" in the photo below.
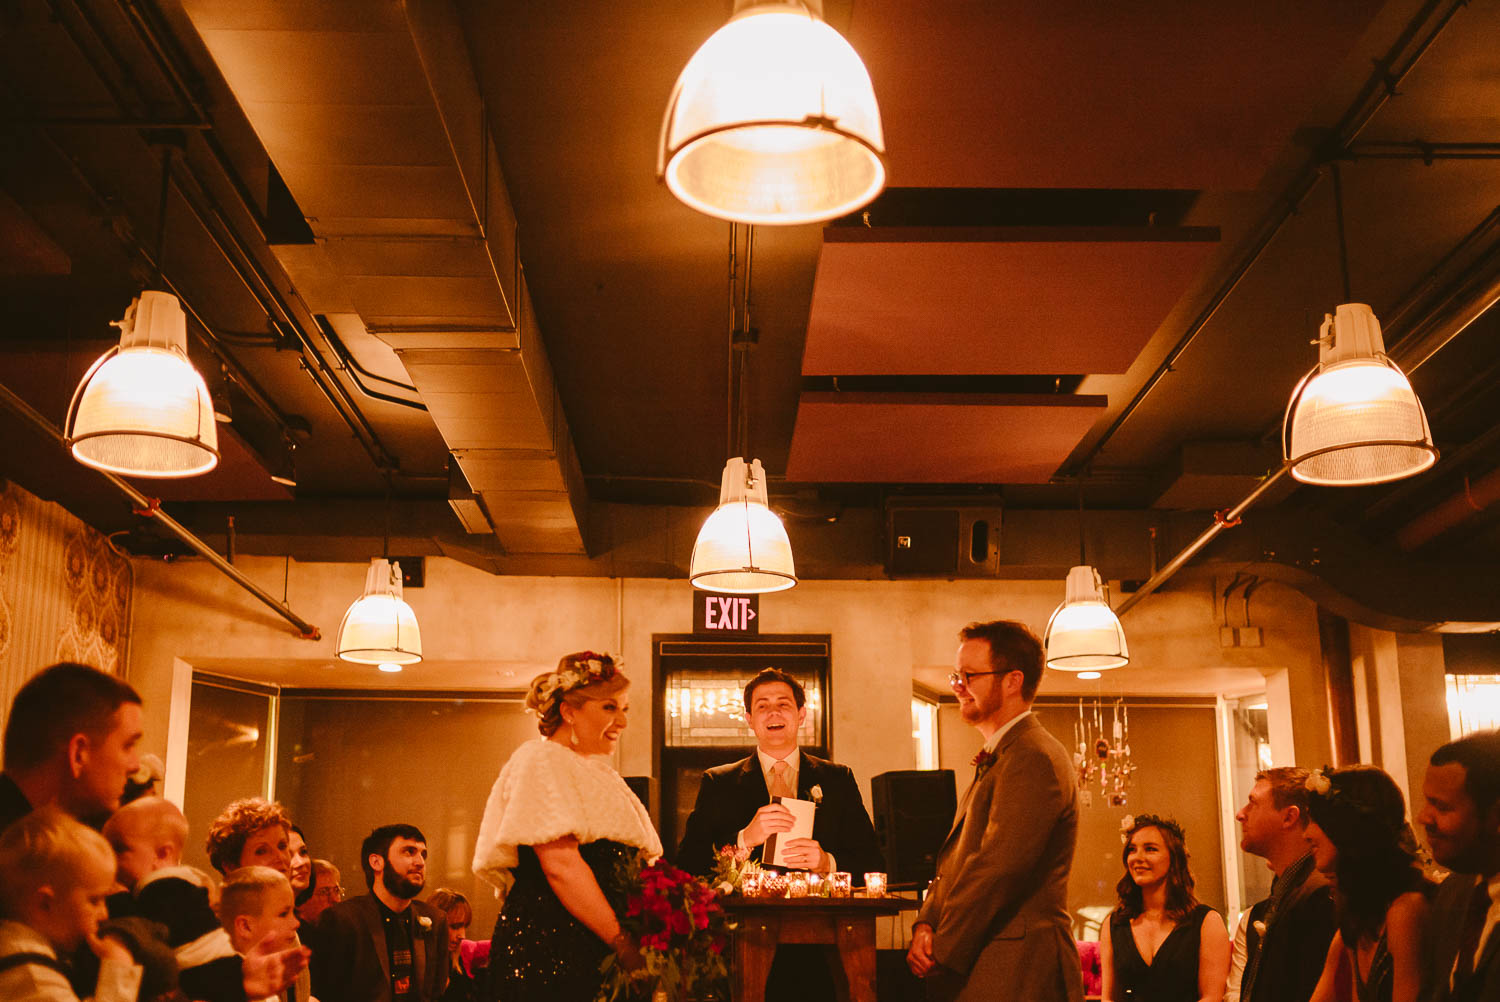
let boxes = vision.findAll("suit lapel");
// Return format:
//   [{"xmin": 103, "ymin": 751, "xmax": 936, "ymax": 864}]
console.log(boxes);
[
  {"xmin": 412, "ymin": 909, "xmax": 427, "ymax": 993},
  {"xmin": 740, "ymin": 754, "xmax": 770, "ymax": 804},
  {"xmin": 363, "ymin": 897, "xmax": 390, "ymax": 984},
  {"xmin": 943, "ymin": 715, "xmax": 1038, "ymax": 844}
]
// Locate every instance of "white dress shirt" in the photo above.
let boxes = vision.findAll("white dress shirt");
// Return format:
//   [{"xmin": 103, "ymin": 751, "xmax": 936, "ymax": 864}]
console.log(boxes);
[{"xmin": 736, "ymin": 747, "xmax": 835, "ymax": 870}]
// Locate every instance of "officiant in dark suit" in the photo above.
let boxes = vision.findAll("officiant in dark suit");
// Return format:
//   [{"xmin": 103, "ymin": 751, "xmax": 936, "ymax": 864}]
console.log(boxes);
[{"xmin": 675, "ymin": 667, "xmax": 884, "ymax": 881}]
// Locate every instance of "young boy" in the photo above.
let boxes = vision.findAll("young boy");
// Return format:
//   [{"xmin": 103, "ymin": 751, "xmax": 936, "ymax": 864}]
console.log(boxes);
[
  {"xmin": 219, "ymin": 866, "xmax": 311, "ymax": 1002},
  {"xmin": 0, "ymin": 807, "xmax": 143, "ymax": 1001},
  {"xmin": 101, "ymin": 796, "xmax": 188, "ymax": 891}
]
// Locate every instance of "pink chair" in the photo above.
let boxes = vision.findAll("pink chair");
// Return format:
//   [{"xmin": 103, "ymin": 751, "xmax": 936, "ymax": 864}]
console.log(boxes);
[{"xmin": 1076, "ymin": 939, "xmax": 1103, "ymax": 997}]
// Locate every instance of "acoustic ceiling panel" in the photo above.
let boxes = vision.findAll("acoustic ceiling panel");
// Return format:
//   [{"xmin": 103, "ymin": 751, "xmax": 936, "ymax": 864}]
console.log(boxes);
[
  {"xmin": 802, "ymin": 229, "xmax": 1218, "ymax": 375},
  {"xmin": 847, "ymin": 1, "xmax": 1381, "ymax": 190},
  {"xmin": 785, "ymin": 392, "xmax": 1107, "ymax": 484}
]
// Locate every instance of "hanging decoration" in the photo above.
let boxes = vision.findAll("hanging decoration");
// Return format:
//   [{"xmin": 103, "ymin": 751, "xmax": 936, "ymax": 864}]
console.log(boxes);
[{"xmin": 1074, "ymin": 697, "xmax": 1136, "ymax": 807}]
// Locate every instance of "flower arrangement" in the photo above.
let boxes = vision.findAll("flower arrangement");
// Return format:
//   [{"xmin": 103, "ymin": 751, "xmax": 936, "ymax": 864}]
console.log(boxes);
[
  {"xmin": 598, "ymin": 855, "xmax": 734, "ymax": 1002},
  {"xmin": 1305, "ymin": 767, "xmax": 1332, "ymax": 796},
  {"xmin": 710, "ymin": 844, "xmax": 759, "ymax": 895},
  {"xmin": 971, "ymin": 748, "xmax": 997, "ymax": 777},
  {"xmin": 536, "ymin": 652, "xmax": 619, "ymax": 707}
]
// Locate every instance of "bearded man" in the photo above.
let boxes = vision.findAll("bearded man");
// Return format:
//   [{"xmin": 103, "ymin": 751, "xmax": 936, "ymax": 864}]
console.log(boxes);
[{"xmin": 312, "ymin": 824, "xmax": 449, "ymax": 1002}]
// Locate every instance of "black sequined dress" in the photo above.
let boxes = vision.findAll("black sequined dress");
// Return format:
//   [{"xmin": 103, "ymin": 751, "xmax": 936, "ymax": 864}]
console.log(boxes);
[{"xmin": 485, "ymin": 839, "xmax": 634, "ymax": 1002}]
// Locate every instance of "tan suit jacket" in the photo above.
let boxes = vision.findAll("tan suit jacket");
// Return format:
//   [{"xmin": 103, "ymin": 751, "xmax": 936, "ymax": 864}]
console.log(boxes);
[{"xmin": 916, "ymin": 713, "xmax": 1083, "ymax": 1002}]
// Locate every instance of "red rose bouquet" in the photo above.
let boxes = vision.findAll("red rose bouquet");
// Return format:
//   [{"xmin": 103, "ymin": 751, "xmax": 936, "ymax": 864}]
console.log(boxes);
[{"xmin": 598, "ymin": 856, "xmax": 734, "ymax": 1002}]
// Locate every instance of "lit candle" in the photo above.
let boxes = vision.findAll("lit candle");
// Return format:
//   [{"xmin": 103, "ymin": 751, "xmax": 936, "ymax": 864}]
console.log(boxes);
[
  {"xmin": 830, "ymin": 872, "xmax": 852, "ymax": 898},
  {"xmin": 864, "ymin": 872, "xmax": 887, "ymax": 897},
  {"xmin": 807, "ymin": 873, "xmax": 824, "ymax": 896},
  {"xmin": 740, "ymin": 870, "xmax": 763, "ymax": 897},
  {"xmin": 761, "ymin": 871, "xmax": 787, "ymax": 898},
  {"xmin": 787, "ymin": 873, "xmax": 809, "ymax": 898}
]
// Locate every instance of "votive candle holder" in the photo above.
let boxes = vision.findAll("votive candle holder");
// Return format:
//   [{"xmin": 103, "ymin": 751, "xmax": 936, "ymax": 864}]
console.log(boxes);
[
  {"xmin": 787, "ymin": 873, "xmax": 810, "ymax": 898},
  {"xmin": 807, "ymin": 873, "xmax": 825, "ymax": 896},
  {"xmin": 740, "ymin": 870, "xmax": 763, "ymax": 897},
  {"xmin": 830, "ymin": 872, "xmax": 853, "ymax": 898},
  {"xmin": 761, "ymin": 871, "xmax": 788, "ymax": 898},
  {"xmin": 864, "ymin": 872, "xmax": 888, "ymax": 897}
]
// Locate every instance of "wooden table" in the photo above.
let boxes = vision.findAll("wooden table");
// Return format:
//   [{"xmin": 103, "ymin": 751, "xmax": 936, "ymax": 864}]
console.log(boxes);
[{"xmin": 723, "ymin": 896, "xmax": 910, "ymax": 1002}]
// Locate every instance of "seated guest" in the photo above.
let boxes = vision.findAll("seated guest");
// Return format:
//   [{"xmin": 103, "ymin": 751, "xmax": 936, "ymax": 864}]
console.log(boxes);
[
  {"xmin": 1302, "ymin": 766, "xmax": 1430, "ymax": 1002},
  {"xmin": 0, "ymin": 807, "xmax": 142, "ymax": 1001},
  {"xmin": 427, "ymin": 889, "xmax": 479, "ymax": 1002},
  {"xmin": 219, "ymin": 866, "xmax": 309, "ymax": 1002},
  {"xmin": 206, "ymin": 798, "xmax": 294, "ymax": 877},
  {"xmin": 313, "ymin": 824, "xmax": 448, "ymax": 1002},
  {"xmin": 1416, "ymin": 730, "xmax": 1500, "ymax": 1002},
  {"xmin": 289, "ymin": 826, "xmax": 314, "ymax": 913},
  {"xmin": 1101, "ymin": 814, "xmax": 1229, "ymax": 1002},
  {"xmin": 675, "ymin": 667, "xmax": 883, "ymax": 879},
  {"xmin": 1235, "ymin": 767, "xmax": 1336, "ymax": 1002},
  {"xmin": 298, "ymin": 860, "xmax": 343, "ymax": 927},
  {"xmin": 1, "ymin": 662, "xmax": 143, "ymax": 833},
  {"xmin": 106, "ymin": 796, "xmax": 309, "ymax": 1002}
]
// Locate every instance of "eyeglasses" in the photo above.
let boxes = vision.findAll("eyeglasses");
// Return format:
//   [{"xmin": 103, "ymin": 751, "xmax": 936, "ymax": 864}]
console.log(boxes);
[
  {"xmin": 314, "ymin": 885, "xmax": 346, "ymax": 900},
  {"xmin": 948, "ymin": 670, "xmax": 1002, "ymax": 689}
]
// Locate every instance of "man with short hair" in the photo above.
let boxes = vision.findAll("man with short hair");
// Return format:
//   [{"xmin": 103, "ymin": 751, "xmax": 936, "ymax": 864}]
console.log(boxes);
[
  {"xmin": 0, "ymin": 662, "xmax": 143, "ymax": 832},
  {"xmin": 1418, "ymin": 730, "xmax": 1500, "ymax": 1002},
  {"xmin": 907, "ymin": 620, "xmax": 1082, "ymax": 1002},
  {"xmin": 312, "ymin": 824, "xmax": 448, "ymax": 1002},
  {"xmin": 1234, "ymin": 767, "xmax": 1336, "ymax": 1002},
  {"xmin": 674, "ymin": 667, "xmax": 883, "ymax": 879}
]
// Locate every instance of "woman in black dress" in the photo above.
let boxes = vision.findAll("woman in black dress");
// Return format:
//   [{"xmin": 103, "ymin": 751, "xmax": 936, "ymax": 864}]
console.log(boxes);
[
  {"xmin": 472, "ymin": 652, "xmax": 663, "ymax": 1002},
  {"xmin": 1100, "ymin": 814, "xmax": 1229, "ymax": 1002},
  {"xmin": 1303, "ymin": 766, "xmax": 1431, "ymax": 1002}
]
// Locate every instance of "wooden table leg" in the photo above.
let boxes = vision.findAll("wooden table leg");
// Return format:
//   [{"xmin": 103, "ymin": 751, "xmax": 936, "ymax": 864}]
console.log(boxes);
[
  {"xmin": 832, "ymin": 918, "xmax": 877, "ymax": 1002},
  {"xmin": 733, "ymin": 914, "xmax": 780, "ymax": 1002}
]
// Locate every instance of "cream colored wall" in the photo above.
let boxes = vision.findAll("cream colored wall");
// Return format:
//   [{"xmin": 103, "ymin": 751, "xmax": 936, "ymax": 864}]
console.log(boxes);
[{"xmin": 127, "ymin": 557, "xmax": 1335, "ymax": 799}]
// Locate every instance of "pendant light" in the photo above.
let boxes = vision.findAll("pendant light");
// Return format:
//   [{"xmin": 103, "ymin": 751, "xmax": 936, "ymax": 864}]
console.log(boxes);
[
  {"xmin": 336, "ymin": 557, "xmax": 422, "ymax": 665},
  {"xmin": 659, "ymin": 0, "xmax": 885, "ymax": 225},
  {"xmin": 1283, "ymin": 166, "xmax": 1437, "ymax": 486},
  {"xmin": 691, "ymin": 224, "xmax": 797, "ymax": 593},
  {"xmin": 66, "ymin": 144, "xmax": 218, "ymax": 478},
  {"xmin": 1045, "ymin": 483, "xmax": 1128, "ymax": 672}
]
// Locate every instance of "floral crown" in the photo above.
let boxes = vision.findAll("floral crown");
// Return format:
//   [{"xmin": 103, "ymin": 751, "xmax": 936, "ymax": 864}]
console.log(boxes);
[
  {"xmin": 1305, "ymin": 767, "xmax": 1334, "ymax": 797},
  {"xmin": 1120, "ymin": 812, "xmax": 1186, "ymax": 845},
  {"xmin": 532, "ymin": 651, "xmax": 619, "ymax": 714}
]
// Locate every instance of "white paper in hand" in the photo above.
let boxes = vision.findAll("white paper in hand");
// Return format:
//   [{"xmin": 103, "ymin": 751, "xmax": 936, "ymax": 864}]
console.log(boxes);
[{"xmin": 764, "ymin": 795, "xmax": 816, "ymax": 869}]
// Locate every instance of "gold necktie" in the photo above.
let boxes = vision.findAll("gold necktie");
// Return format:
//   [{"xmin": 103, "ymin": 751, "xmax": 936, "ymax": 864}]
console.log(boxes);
[{"xmin": 768, "ymin": 761, "xmax": 795, "ymax": 798}]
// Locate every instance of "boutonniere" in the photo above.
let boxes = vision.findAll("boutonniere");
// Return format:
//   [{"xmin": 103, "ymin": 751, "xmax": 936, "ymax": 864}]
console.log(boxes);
[
  {"xmin": 417, "ymin": 915, "xmax": 432, "ymax": 931},
  {"xmin": 971, "ymin": 749, "xmax": 997, "ymax": 776},
  {"xmin": 810, "ymin": 785, "xmax": 824, "ymax": 805}
]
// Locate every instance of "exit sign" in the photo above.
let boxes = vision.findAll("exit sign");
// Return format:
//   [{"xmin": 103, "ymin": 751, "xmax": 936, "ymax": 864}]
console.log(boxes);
[{"xmin": 693, "ymin": 593, "xmax": 760, "ymax": 634}]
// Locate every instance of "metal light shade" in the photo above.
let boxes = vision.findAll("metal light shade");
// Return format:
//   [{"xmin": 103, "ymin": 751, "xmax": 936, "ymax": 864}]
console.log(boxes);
[
  {"xmin": 337, "ymin": 558, "xmax": 422, "ymax": 665},
  {"xmin": 691, "ymin": 457, "xmax": 797, "ymax": 593},
  {"xmin": 67, "ymin": 291, "xmax": 219, "ymax": 478},
  {"xmin": 659, "ymin": 1, "xmax": 885, "ymax": 225},
  {"xmin": 1045, "ymin": 566, "xmax": 1129, "ymax": 671},
  {"xmin": 1284, "ymin": 303, "xmax": 1437, "ymax": 486}
]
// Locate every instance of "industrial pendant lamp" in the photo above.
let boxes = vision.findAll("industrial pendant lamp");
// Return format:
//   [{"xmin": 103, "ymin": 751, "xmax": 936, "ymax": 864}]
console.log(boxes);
[
  {"xmin": 691, "ymin": 224, "xmax": 797, "ymax": 593},
  {"xmin": 336, "ymin": 557, "xmax": 422, "ymax": 665},
  {"xmin": 66, "ymin": 144, "xmax": 218, "ymax": 478},
  {"xmin": 1283, "ymin": 166, "xmax": 1437, "ymax": 486},
  {"xmin": 1045, "ymin": 483, "xmax": 1128, "ymax": 671},
  {"xmin": 659, "ymin": 0, "xmax": 885, "ymax": 225}
]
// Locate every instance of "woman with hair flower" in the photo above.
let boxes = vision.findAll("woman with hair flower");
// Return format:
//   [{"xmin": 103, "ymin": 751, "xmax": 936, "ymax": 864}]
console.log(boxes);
[
  {"xmin": 472, "ymin": 652, "xmax": 663, "ymax": 1002},
  {"xmin": 1302, "ymin": 766, "xmax": 1432, "ymax": 1002},
  {"xmin": 1101, "ymin": 814, "xmax": 1230, "ymax": 1001}
]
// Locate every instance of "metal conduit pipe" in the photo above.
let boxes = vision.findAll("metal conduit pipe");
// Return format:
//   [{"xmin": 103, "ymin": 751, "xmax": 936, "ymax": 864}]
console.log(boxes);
[
  {"xmin": 1115, "ymin": 465, "xmax": 1291, "ymax": 617},
  {"xmin": 1396, "ymin": 467, "xmax": 1500, "ymax": 551},
  {"xmin": 0, "ymin": 379, "xmax": 322, "ymax": 639},
  {"xmin": 1064, "ymin": 0, "xmax": 1469, "ymax": 476}
]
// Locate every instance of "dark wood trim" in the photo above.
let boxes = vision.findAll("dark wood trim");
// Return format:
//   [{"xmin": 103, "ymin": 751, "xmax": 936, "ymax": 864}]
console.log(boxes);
[{"xmin": 822, "ymin": 225, "xmax": 1221, "ymax": 245}]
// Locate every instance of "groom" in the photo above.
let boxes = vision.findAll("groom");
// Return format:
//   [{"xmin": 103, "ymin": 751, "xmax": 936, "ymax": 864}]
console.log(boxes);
[
  {"xmin": 907, "ymin": 620, "xmax": 1082, "ymax": 1002},
  {"xmin": 675, "ymin": 667, "xmax": 883, "ymax": 880}
]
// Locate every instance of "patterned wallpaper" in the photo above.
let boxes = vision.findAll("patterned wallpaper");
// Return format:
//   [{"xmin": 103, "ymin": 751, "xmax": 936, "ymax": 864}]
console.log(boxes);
[{"xmin": 0, "ymin": 480, "xmax": 132, "ymax": 736}]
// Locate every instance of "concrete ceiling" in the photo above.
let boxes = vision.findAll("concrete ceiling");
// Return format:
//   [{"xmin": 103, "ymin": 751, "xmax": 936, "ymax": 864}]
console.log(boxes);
[{"xmin": 2, "ymin": 0, "xmax": 1500, "ymax": 625}]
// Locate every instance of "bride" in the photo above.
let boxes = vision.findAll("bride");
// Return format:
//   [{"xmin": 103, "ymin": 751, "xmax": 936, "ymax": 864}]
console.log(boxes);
[{"xmin": 473, "ymin": 652, "xmax": 663, "ymax": 1002}]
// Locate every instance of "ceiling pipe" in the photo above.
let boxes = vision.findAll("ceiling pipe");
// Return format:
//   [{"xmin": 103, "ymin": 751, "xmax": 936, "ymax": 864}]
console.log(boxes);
[
  {"xmin": 0, "ymin": 379, "xmax": 322, "ymax": 640},
  {"xmin": 1396, "ymin": 467, "xmax": 1500, "ymax": 551},
  {"xmin": 1115, "ymin": 465, "xmax": 1291, "ymax": 616},
  {"xmin": 1063, "ymin": 0, "xmax": 1468, "ymax": 477}
]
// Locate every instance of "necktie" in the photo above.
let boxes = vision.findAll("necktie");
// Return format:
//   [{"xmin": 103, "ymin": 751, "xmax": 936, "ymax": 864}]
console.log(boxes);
[
  {"xmin": 1456, "ymin": 878, "xmax": 1492, "ymax": 989},
  {"xmin": 768, "ymin": 761, "xmax": 795, "ymax": 798}
]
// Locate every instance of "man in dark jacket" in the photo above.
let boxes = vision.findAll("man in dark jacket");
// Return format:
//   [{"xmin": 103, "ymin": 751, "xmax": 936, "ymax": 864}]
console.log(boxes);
[{"xmin": 1235, "ymin": 766, "xmax": 1336, "ymax": 1002}]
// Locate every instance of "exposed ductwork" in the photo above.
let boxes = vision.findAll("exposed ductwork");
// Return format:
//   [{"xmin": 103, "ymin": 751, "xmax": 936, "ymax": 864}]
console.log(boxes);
[{"xmin": 177, "ymin": 0, "xmax": 588, "ymax": 554}]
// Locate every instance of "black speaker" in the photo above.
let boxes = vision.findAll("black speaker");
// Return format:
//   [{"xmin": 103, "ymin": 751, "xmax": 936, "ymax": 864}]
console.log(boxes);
[{"xmin": 871, "ymin": 770, "xmax": 957, "ymax": 886}]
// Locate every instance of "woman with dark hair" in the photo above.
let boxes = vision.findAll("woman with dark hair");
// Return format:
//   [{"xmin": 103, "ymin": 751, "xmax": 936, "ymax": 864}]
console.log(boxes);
[
  {"xmin": 1100, "ymin": 814, "xmax": 1229, "ymax": 1002},
  {"xmin": 1304, "ymin": 765, "xmax": 1431, "ymax": 1002},
  {"xmin": 287, "ymin": 824, "xmax": 314, "ymax": 910},
  {"xmin": 472, "ymin": 652, "xmax": 662, "ymax": 1002}
]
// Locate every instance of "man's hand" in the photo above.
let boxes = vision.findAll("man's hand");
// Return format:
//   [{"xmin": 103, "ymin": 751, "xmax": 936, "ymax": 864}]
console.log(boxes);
[
  {"xmin": 86, "ymin": 930, "xmax": 134, "ymax": 966},
  {"xmin": 907, "ymin": 923, "xmax": 936, "ymax": 977},
  {"xmin": 740, "ymin": 802, "xmax": 795, "ymax": 848},
  {"xmin": 781, "ymin": 837, "xmax": 826, "ymax": 872},
  {"xmin": 242, "ymin": 931, "xmax": 310, "ymax": 998}
]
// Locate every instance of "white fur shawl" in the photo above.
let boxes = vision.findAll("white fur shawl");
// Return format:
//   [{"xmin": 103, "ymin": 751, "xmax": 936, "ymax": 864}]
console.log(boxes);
[{"xmin": 471, "ymin": 738, "xmax": 662, "ymax": 902}]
